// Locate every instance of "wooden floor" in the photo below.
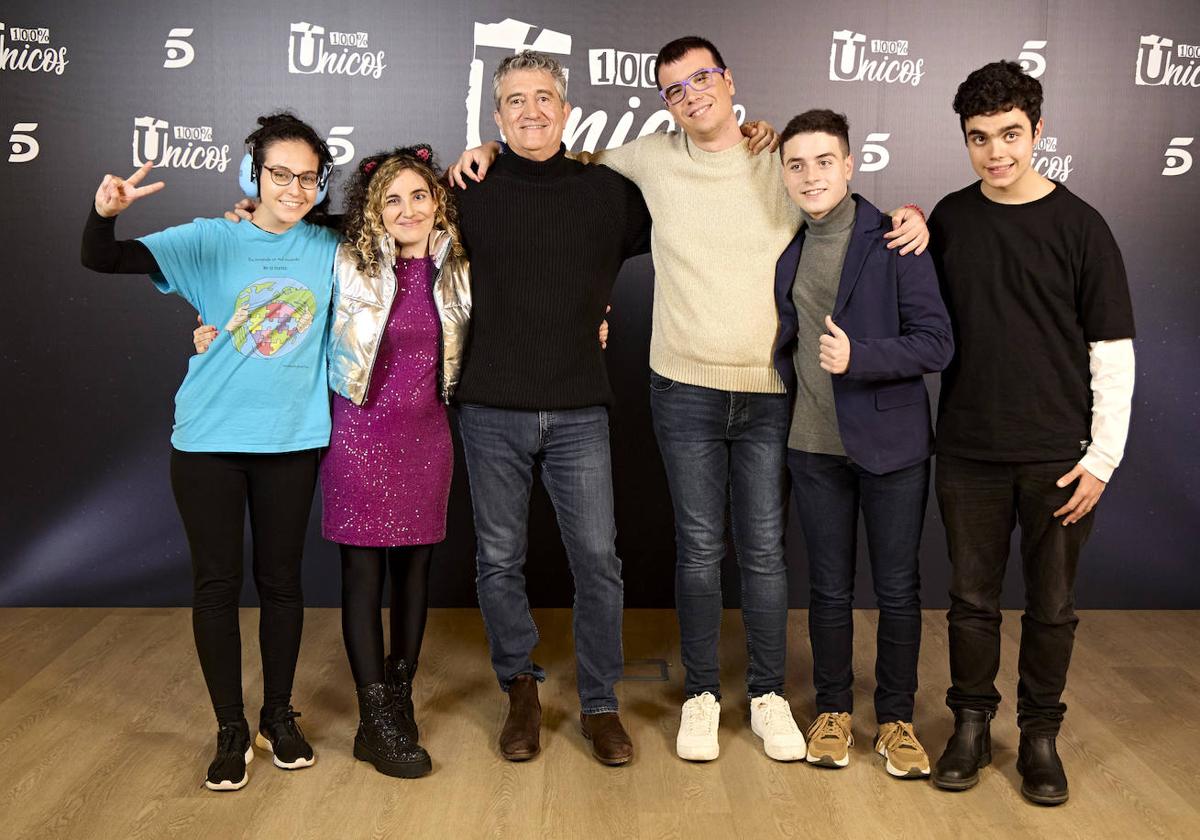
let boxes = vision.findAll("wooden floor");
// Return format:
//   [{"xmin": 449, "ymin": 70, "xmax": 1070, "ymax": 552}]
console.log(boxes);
[{"xmin": 1, "ymin": 608, "xmax": 1198, "ymax": 839}]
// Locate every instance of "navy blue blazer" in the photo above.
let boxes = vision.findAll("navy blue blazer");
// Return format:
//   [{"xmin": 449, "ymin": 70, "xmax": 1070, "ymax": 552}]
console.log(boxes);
[{"xmin": 773, "ymin": 195, "xmax": 954, "ymax": 475}]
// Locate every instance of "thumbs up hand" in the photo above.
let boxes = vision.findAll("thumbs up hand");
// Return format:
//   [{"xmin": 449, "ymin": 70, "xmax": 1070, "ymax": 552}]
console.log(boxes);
[{"xmin": 818, "ymin": 315, "xmax": 851, "ymax": 374}]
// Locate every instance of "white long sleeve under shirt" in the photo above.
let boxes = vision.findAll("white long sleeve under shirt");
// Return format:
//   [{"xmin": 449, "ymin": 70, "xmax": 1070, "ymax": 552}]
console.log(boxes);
[{"xmin": 1078, "ymin": 338, "xmax": 1135, "ymax": 483}]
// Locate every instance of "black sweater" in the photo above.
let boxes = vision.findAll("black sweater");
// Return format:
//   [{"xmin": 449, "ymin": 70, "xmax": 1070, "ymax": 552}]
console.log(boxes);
[{"xmin": 453, "ymin": 146, "xmax": 650, "ymax": 410}]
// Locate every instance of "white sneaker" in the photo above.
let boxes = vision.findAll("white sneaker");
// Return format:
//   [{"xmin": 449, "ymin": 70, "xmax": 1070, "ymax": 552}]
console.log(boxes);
[
  {"xmin": 749, "ymin": 693, "xmax": 807, "ymax": 761},
  {"xmin": 676, "ymin": 692, "xmax": 720, "ymax": 761}
]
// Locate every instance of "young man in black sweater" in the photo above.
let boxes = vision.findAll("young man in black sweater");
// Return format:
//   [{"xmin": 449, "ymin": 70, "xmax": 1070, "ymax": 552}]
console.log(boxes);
[
  {"xmin": 452, "ymin": 50, "xmax": 650, "ymax": 767},
  {"xmin": 928, "ymin": 61, "xmax": 1136, "ymax": 805}
]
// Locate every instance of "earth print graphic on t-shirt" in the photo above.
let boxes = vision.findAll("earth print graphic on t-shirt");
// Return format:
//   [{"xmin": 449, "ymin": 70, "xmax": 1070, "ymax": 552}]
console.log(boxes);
[{"xmin": 224, "ymin": 279, "xmax": 317, "ymax": 359}]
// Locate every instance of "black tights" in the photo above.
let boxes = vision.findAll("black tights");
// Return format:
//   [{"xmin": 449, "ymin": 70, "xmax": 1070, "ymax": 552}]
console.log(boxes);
[
  {"xmin": 170, "ymin": 448, "xmax": 320, "ymax": 726},
  {"xmin": 340, "ymin": 545, "xmax": 433, "ymax": 687}
]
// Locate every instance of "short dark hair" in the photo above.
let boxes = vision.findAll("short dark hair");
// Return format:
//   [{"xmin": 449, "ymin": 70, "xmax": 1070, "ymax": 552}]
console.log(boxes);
[
  {"xmin": 952, "ymin": 60, "xmax": 1043, "ymax": 137},
  {"xmin": 779, "ymin": 109, "xmax": 851, "ymax": 158},
  {"xmin": 655, "ymin": 36, "xmax": 726, "ymax": 89}
]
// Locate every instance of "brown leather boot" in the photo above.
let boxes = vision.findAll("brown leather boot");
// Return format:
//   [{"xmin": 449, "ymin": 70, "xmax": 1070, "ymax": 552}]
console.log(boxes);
[
  {"xmin": 499, "ymin": 674, "xmax": 541, "ymax": 761},
  {"xmin": 580, "ymin": 712, "xmax": 634, "ymax": 766}
]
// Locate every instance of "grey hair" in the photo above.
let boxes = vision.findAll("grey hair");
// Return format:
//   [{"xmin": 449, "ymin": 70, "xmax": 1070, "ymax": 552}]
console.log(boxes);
[{"xmin": 492, "ymin": 50, "xmax": 568, "ymax": 110}]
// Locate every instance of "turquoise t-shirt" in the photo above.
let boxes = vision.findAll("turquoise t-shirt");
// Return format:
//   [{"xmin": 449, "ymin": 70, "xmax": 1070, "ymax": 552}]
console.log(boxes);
[{"xmin": 139, "ymin": 218, "xmax": 340, "ymax": 453}]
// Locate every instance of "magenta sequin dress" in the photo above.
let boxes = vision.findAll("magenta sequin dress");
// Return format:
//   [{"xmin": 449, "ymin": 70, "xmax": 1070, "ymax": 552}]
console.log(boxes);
[{"xmin": 321, "ymin": 256, "xmax": 452, "ymax": 546}]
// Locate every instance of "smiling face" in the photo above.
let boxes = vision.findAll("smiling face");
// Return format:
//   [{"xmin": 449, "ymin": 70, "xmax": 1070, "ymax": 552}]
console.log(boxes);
[
  {"xmin": 781, "ymin": 131, "xmax": 853, "ymax": 219},
  {"xmin": 657, "ymin": 47, "xmax": 739, "ymax": 146},
  {"xmin": 493, "ymin": 68, "xmax": 572, "ymax": 162},
  {"xmin": 381, "ymin": 167, "xmax": 437, "ymax": 258},
  {"xmin": 963, "ymin": 107, "xmax": 1046, "ymax": 202},
  {"xmin": 255, "ymin": 138, "xmax": 322, "ymax": 232}
]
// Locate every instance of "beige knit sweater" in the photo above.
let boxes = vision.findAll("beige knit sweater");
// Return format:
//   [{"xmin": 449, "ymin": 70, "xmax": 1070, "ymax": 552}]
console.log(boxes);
[{"xmin": 596, "ymin": 131, "xmax": 800, "ymax": 393}]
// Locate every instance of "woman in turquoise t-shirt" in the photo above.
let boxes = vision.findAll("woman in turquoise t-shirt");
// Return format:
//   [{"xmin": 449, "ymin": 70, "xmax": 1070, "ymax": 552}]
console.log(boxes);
[{"xmin": 81, "ymin": 113, "xmax": 339, "ymax": 792}]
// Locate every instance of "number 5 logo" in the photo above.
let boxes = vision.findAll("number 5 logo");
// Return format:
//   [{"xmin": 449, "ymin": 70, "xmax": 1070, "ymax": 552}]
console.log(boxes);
[
  {"xmin": 8, "ymin": 123, "xmax": 39, "ymax": 163},
  {"xmin": 1163, "ymin": 137, "xmax": 1194, "ymax": 176},
  {"xmin": 163, "ymin": 28, "xmax": 195, "ymax": 69},
  {"xmin": 327, "ymin": 126, "xmax": 355, "ymax": 165},
  {"xmin": 1018, "ymin": 40, "xmax": 1047, "ymax": 79},
  {"xmin": 860, "ymin": 133, "xmax": 890, "ymax": 173}
]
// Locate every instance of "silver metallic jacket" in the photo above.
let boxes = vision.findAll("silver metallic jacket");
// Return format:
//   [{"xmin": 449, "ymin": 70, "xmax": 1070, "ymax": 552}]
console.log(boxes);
[{"xmin": 327, "ymin": 228, "xmax": 471, "ymax": 405}]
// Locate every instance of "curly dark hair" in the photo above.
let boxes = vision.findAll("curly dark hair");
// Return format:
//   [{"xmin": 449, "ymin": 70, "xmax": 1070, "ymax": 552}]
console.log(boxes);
[
  {"xmin": 779, "ymin": 109, "xmax": 851, "ymax": 158},
  {"xmin": 244, "ymin": 111, "xmax": 335, "ymax": 216},
  {"xmin": 340, "ymin": 145, "xmax": 464, "ymax": 278},
  {"xmin": 952, "ymin": 60, "xmax": 1043, "ymax": 138}
]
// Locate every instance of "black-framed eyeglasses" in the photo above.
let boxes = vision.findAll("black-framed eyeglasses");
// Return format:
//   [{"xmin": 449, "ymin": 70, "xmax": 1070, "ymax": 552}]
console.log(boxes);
[
  {"xmin": 659, "ymin": 67, "xmax": 726, "ymax": 106},
  {"xmin": 263, "ymin": 165, "xmax": 325, "ymax": 190}
]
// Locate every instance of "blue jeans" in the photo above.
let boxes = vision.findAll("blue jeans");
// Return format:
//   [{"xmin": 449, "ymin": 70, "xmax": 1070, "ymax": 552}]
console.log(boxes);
[
  {"xmin": 458, "ymin": 403, "xmax": 623, "ymax": 714},
  {"xmin": 649, "ymin": 373, "xmax": 790, "ymax": 699},
  {"xmin": 787, "ymin": 450, "xmax": 928, "ymax": 722}
]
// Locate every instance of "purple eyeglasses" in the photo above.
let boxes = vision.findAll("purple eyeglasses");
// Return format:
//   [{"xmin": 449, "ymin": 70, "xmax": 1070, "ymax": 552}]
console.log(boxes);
[{"xmin": 659, "ymin": 67, "xmax": 726, "ymax": 106}]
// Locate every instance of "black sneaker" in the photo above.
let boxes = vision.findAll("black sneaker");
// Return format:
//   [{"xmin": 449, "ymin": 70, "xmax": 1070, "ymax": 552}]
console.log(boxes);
[
  {"xmin": 205, "ymin": 720, "xmax": 253, "ymax": 791},
  {"xmin": 255, "ymin": 706, "xmax": 315, "ymax": 769}
]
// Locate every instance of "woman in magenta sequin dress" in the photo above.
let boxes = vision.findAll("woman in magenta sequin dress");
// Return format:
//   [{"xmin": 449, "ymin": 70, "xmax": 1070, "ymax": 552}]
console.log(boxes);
[
  {"xmin": 320, "ymin": 247, "xmax": 452, "ymax": 545},
  {"xmin": 318, "ymin": 146, "xmax": 471, "ymax": 779}
]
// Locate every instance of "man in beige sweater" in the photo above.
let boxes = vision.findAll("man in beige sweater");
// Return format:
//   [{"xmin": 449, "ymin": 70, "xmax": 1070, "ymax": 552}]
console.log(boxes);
[{"xmin": 450, "ymin": 36, "xmax": 928, "ymax": 764}]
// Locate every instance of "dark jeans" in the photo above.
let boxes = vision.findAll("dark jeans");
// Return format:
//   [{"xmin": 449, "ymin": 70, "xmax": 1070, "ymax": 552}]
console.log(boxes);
[
  {"xmin": 458, "ymin": 403, "xmax": 623, "ymax": 714},
  {"xmin": 650, "ymin": 373, "xmax": 789, "ymax": 699},
  {"xmin": 170, "ymin": 447, "xmax": 319, "ymax": 726},
  {"xmin": 787, "ymin": 450, "xmax": 927, "ymax": 723},
  {"xmin": 936, "ymin": 454, "xmax": 1093, "ymax": 736}
]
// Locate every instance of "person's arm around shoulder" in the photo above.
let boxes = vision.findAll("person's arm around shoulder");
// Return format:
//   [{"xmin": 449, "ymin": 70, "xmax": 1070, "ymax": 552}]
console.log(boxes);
[
  {"xmin": 835, "ymin": 239, "xmax": 954, "ymax": 381},
  {"xmin": 883, "ymin": 203, "xmax": 931, "ymax": 256},
  {"xmin": 447, "ymin": 133, "xmax": 655, "ymax": 189}
]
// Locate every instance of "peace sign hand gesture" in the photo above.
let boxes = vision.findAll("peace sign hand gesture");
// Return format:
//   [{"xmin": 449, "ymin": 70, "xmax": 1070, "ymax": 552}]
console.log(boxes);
[{"xmin": 94, "ymin": 162, "xmax": 165, "ymax": 218}]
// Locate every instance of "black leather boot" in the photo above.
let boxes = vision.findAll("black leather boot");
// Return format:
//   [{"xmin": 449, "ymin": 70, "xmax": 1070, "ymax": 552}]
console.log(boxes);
[
  {"xmin": 353, "ymin": 683, "xmax": 432, "ymax": 778},
  {"xmin": 385, "ymin": 656, "xmax": 418, "ymax": 741},
  {"xmin": 932, "ymin": 709, "xmax": 993, "ymax": 791},
  {"xmin": 1016, "ymin": 734, "xmax": 1069, "ymax": 805}
]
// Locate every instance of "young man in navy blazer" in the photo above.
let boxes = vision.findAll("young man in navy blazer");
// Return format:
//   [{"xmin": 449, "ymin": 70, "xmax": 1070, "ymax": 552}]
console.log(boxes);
[{"xmin": 772, "ymin": 110, "xmax": 953, "ymax": 778}]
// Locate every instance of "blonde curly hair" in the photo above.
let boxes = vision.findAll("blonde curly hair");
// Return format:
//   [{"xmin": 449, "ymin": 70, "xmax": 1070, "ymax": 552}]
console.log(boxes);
[{"xmin": 341, "ymin": 146, "xmax": 464, "ymax": 278}]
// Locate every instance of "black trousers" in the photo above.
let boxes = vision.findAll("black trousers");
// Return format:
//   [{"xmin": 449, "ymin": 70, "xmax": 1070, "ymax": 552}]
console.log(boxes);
[
  {"xmin": 935, "ymin": 454, "xmax": 1094, "ymax": 736},
  {"xmin": 170, "ymin": 447, "xmax": 319, "ymax": 725}
]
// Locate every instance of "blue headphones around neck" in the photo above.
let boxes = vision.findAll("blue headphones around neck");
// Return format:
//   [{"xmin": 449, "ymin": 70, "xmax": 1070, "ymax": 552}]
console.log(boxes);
[{"xmin": 238, "ymin": 147, "xmax": 331, "ymax": 204}]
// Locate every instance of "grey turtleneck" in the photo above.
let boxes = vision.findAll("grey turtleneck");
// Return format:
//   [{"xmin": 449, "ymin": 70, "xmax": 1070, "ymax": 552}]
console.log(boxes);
[{"xmin": 788, "ymin": 190, "xmax": 856, "ymax": 455}]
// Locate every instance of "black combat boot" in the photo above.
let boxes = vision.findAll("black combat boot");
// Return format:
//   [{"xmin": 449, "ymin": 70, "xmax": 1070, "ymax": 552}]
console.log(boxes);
[{"xmin": 353, "ymin": 683, "xmax": 431, "ymax": 778}]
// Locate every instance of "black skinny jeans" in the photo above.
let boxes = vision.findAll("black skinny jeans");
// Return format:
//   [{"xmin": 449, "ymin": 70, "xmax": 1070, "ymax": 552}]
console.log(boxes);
[
  {"xmin": 936, "ymin": 454, "xmax": 1093, "ymax": 736},
  {"xmin": 170, "ymin": 448, "xmax": 319, "ymax": 726}
]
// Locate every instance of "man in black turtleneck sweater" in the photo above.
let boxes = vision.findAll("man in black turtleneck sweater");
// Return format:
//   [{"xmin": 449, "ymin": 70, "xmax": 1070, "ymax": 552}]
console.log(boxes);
[{"xmin": 453, "ymin": 51, "xmax": 649, "ymax": 767}]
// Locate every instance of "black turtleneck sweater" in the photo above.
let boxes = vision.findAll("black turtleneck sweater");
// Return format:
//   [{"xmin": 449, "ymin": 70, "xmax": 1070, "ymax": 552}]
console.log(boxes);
[{"xmin": 453, "ymin": 146, "xmax": 651, "ymax": 410}]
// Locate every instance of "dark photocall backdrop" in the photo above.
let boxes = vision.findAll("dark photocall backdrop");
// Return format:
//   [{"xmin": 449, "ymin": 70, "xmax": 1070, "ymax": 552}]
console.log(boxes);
[{"xmin": 1, "ymin": 0, "xmax": 1197, "ymax": 609}]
